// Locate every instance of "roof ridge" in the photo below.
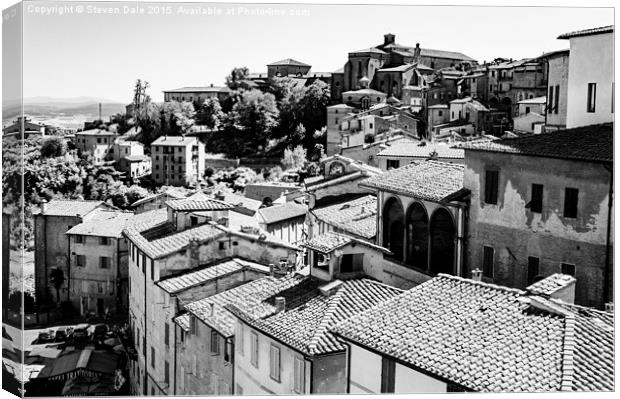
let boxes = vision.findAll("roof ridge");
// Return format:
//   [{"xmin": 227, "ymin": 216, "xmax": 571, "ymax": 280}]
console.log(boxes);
[
  {"xmin": 559, "ymin": 314, "xmax": 577, "ymax": 391},
  {"xmin": 306, "ymin": 283, "xmax": 346, "ymax": 355}
]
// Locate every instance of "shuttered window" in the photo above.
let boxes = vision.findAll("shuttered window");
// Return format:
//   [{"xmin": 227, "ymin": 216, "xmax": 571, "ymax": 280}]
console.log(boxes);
[
  {"xmin": 294, "ymin": 356, "xmax": 305, "ymax": 393},
  {"xmin": 269, "ymin": 344, "xmax": 281, "ymax": 382},
  {"xmin": 527, "ymin": 257, "xmax": 540, "ymax": 285},
  {"xmin": 482, "ymin": 246, "xmax": 494, "ymax": 278},
  {"xmin": 564, "ymin": 188, "xmax": 579, "ymax": 218},
  {"xmin": 529, "ymin": 184, "xmax": 543, "ymax": 213},
  {"xmin": 250, "ymin": 331, "xmax": 258, "ymax": 368},
  {"xmin": 484, "ymin": 170, "xmax": 499, "ymax": 205},
  {"xmin": 380, "ymin": 357, "xmax": 395, "ymax": 393}
]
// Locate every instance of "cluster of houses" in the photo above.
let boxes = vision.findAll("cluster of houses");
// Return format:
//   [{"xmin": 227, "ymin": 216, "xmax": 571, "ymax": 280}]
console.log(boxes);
[{"xmin": 26, "ymin": 24, "xmax": 614, "ymax": 395}]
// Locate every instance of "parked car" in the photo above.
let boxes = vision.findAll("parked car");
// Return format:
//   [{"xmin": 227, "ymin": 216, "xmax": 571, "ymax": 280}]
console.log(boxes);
[{"xmin": 88, "ymin": 324, "xmax": 108, "ymax": 341}]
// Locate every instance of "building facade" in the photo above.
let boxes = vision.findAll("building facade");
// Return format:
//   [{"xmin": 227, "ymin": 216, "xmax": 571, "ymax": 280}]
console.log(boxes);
[
  {"xmin": 151, "ymin": 135, "xmax": 205, "ymax": 187},
  {"xmin": 544, "ymin": 49, "xmax": 570, "ymax": 131}
]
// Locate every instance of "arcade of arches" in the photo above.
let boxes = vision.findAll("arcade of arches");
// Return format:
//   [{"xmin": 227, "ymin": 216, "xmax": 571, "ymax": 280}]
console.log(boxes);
[{"xmin": 382, "ymin": 196, "xmax": 458, "ymax": 275}]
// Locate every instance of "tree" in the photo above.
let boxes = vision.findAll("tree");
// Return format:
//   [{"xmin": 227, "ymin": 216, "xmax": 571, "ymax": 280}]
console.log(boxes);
[
  {"xmin": 225, "ymin": 67, "xmax": 251, "ymax": 91},
  {"xmin": 124, "ymin": 185, "xmax": 149, "ymax": 206},
  {"xmin": 40, "ymin": 136, "xmax": 67, "ymax": 158},
  {"xmin": 195, "ymin": 97, "xmax": 224, "ymax": 129},
  {"xmin": 226, "ymin": 89, "xmax": 279, "ymax": 152},
  {"xmin": 49, "ymin": 268, "xmax": 65, "ymax": 304},
  {"xmin": 281, "ymin": 145, "xmax": 307, "ymax": 171}
]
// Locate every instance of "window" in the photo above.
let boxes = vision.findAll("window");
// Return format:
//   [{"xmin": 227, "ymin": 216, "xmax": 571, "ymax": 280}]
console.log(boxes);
[
  {"xmin": 386, "ymin": 159, "xmax": 400, "ymax": 170},
  {"xmin": 561, "ymin": 263, "xmax": 576, "ymax": 277},
  {"xmin": 151, "ymin": 347, "xmax": 155, "ymax": 369},
  {"xmin": 190, "ymin": 216, "xmax": 198, "ymax": 226},
  {"xmin": 525, "ymin": 106, "xmax": 530, "ymax": 114},
  {"xmin": 76, "ymin": 255, "xmax": 86, "ymax": 267},
  {"xmin": 224, "ymin": 339, "xmax": 233, "ymax": 362},
  {"xmin": 484, "ymin": 170, "xmax": 499, "ymax": 205},
  {"xmin": 438, "ymin": 110, "xmax": 443, "ymax": 117},
  {"xmin": 527, "ymin": 256, "xmax": 540, "ymax": 285},
  {"xmin": 269, "ymin": 344, "xmax": 281, "ymax": 382},
  {"xmin": 210, "ymin": 330, "xmax": 220, "ymax": 354},
  {"xmin": 250, "ymin": 331, "xmax": 259, "ymax": 367},
  {"xmin": 482, "ymin": 246, "xmax": 494, "ymax": 278},
  {"xmin": 340, "ymin": 253, "xmax": 363, "ymax": 273},
  {"xmin": 99, "ymin": 257, "xmax": 110, "ymax": 269},
  {"xmin": 142, "ymin": 256, "xmax": 146, "ymax": 274},
  {"xmin": 164, "ymin": 323, "xmax": 169, "ymax": 346},
  {"xmin": 164, "ymin": 360, "xmax": 170, "ymax": 385},
  {"xmin": 294, "ymin": 356, "xmax": 305, "ymax": 393},
  {"xmin": 587, "ymin": 83, "xmax": 597, "ymax": 112},
  {"xmin": 150, "ymin": 260, "xmax": 155, "ymax": 280},
  {"xmin": 75, "ymin": 235, "xmax": 84, "ymax": 244},
  {"xmin": 97, "ymin": 282, "xmax": 103, "ymax": 293},
  {"xmin": 218, "ymin": 241, "xmax": 226, "ymax": 250},
  {"xmin": 529, "ymin": 184, "xmax": 543, "ymax": 213},
  {"xmin": 564, "ymin": 188, "xmax": 579, "ymax": 218},
  {"xmin": 554, "ymin": 85, "xmax": 560, "ymax": 114},
  {"xmin": 380, "ymin": 357, "xmax": 395, "ymax": 393}
]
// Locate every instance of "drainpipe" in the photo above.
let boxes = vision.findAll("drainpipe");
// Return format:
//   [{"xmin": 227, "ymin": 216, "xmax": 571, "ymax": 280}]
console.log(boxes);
[{"xmin": 603, "ymin": 163, "xmax": 613, "ymax": 305}]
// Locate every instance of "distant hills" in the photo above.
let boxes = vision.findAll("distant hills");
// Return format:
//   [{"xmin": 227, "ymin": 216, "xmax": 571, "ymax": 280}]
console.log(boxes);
[{"xmin": 2, "ymin": 97, "xmax": 127, "ymax": 130}]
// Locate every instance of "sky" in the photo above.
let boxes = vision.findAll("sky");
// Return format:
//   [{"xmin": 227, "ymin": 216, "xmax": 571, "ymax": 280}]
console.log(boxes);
[{"xmin": 12, "ymin": 0, "xmax": 615, "ymax": 103}]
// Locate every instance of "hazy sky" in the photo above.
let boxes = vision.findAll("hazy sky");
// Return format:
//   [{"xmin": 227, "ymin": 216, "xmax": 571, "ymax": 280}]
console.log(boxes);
[{"xmin": 18, "ymin": 1, "xmax": 614, "ymax": 103}]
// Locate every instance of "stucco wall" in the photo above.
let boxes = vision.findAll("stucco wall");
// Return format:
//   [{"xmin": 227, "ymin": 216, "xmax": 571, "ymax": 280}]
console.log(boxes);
[
  {"xmin": 464, "ymin": 150, "xmax": 612, "ymax": 307},
  {"xmin": 546, "ymin": 53, "xmax": 570, "ymax": 129},
  {"xmin": 565, "ymin": 33, "xmax": 614, "ymax": 128}
]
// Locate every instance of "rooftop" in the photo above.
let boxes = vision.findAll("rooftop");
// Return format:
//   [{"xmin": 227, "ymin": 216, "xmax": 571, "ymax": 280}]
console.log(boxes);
[
  {"xmin": 526, "ymin": 273, "xmax": 577, "ymax": 297},
  {"xmin": 226, "ymin": 277, "xmax": 403, "ymax": 356},
  {"xmin": 267, "ymin": 58, "xmax": 311, "ymax": 67},
  {"xmin": 66, "ymin": 209, "xmax": 135, "ymax": 238},
  {"xmin": 163, "ymin": 86, "xmax": 231, "ymax": 93},
  {"xmin": 151, "ymin": 135, "xmax": 198, "ymax": 146},
  {"xmin": 75, "ymin": 129, "xmax": 118, "ymax": 136},
  {"xmin": 518, "ymin": 96, "xmax": 547, "ymax": 105},
  {"xmin": 166, "ymin": 192, "xmax": 234, "ymax": 212},
  {"xmin": 124, "ymin": 155, "xmax": 150, "ymax": 162},
  {"xmin": 40, "ymin": 200, "xmax": 104, "ymax": 217},
  {"xmin": 342, "ymin": 88, "xmax": 387, "ymax": 97},
  {"xmin": 303, "ymin": 231, "xmax": 354, "ymax": 253},
  {"xmin": 459, "ymin": 123, "xmax": 613, "ymax": 163},
  {"xmin": 377, "ymin": 139, "xmax": 465, "ymax": 159},
  {"xmin": 332, "ymin": 274, "xmax": 614, "ymax": 392},
  {"xmin": 157, "ymin": 258, "xmax": 269, "ymax": 294},
  {"xmin": 558, "ymin": 25, "xmax": 614, "ymax": 39},
  {"xmin": 312, "ymin": 195, "xmax": 377, "ymax": 239},
  {"xmin": 420, "ymin": 48, "xmax": 476, "ymax": 62},
  {"xmin": 257, "ymin": 202, "xmax": 307, "ymax": 225},
  {"xmin": 361, "ymin": 160, "xmax": 466, "ymax": 202}
]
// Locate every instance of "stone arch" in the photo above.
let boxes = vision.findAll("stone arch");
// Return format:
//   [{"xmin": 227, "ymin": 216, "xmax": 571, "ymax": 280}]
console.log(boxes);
[
  {"xmin": 405, "ymin": 202, "xmax": 429, "ymax": 269},
  {"xmin": 429, "ymin": 207, "xmax": 456, "ymax": 275},
  {"xmin": 382, "ymin": 196, "xmax": 405, "ymax": 262}
]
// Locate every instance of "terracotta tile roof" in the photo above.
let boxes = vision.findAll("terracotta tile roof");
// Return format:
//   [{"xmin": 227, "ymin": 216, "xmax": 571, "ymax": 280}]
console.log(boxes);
[
  {"xmin": 303, "ymin": 232, "xmax": 353, "ymax": 253},
  {"xmin": 526, "ymin": 274, "xmax": 576, "ymax": 297},
  {"xmin": 65, "ymin": 209, "xmax": 135, "ymax": 238},
  {"xmin": 157, "ymin": 258, "xmax": 269, "ymax": 294},
  {"xmin": 75, "ymin": 129, "xmax": 118, "ymax": 136},
  {"xmin": 166, "ymin": 196, "xmax": 233, "ymax": 212},
  {"xmin": 361, "ymin": 160, "xmax": 465, "ymax": 202},
  {"xmin": 41, "ymin": 200, "xmax": 104, "ymax": 217},
  {"xmin": 459, "ymin": 123, "xmax": 613, "ymax": 163},
  {"xmin": 123, "ymin": 209, "xmax": 225, "ymax": 259},
  {"xmin": 151, "ymin": 135, "xmax": 198, "ymax": 146},
  {"xmin": 227, "ymin": 277, "xmax": 403, "ymax": 355},
  {"xmin": 218, "ymin": 192, "xmax": 262, "ymax": 213},
  {"xmin": 332, "ymin": 274, "xmax": 614, "ymax": 392},
  {"xmin": 123, "ymin": 155, "xmax": 150, "ymax": 162},
  {"xmin": 173, "ymin": 314, "xmax": 190, "ymax": 332},
  {"xmin": 349, "ymin": 47, "xmax": 387, "ymax": 55},
  {"xmin": 257, "ymin": 202, "xmax": 307, "ymax": 225},
  {"xmin": 558, "ymin": 25, "xmax": 614, "ymax": 39},
  {"xmin": 182, "ymin": 274, "xmax": 307, "ymax": 337},
  {"xmin": 267, "ymin": 58, "xmax": 311, "ymax": 67},
  {"xmin": 377, "ymin": 139, "xmax": 464, "ymax": 159},
  {"xmin": 312, "ymin": 195, "xmax": 377, "ymax": 239}
]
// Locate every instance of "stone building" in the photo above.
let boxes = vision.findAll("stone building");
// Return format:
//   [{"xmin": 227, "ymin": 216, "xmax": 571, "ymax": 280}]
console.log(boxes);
[
  {"xmin": 163, "ymin": 85, "xmax": 231, "ymax": 103},
  {"xmin": 33, "ymin": 200, "xmax": 108, "ymax": 303},
  {"xmin": 73, "ymin": 129, "xmax": 119, "ymax": 164},
  {"xmin": 66, "ymin": 209, "xmax": 135, "ymax": 316},
  {"xmin": 460, "ymin": 123, "xmax": 613, "ymax": 308},
  {"xmin": 558, "ymin": 25, "xmax": 614, "ymax": 128},
  {"xmin": 359, "ymin": 160, "xmax": 469, "ymax": 289},
  {"xmin": 513, "ymin": 96, "xmax": 547, "ymax": 133},
  {"xmin": 124, "ymin": 198, "xmax": 301, "ymax": 395},
  {"xmin": 266, "ymin": 58, "xmax": 311, "ymax": 78},
  {"xmin": 228, "ymin": 275, "xmax": 402, "ymax": 395},
  {"xmin": 256, "ymin": 202, "xmax": 307, "ymax": 245},
  {"xmin": 332, "ymin": 273, "xmax": 614, "ymax": 393},
  {"xmin": 542, "ymin": 49, "xmax": 570, "ymax": 131},
  {"xmin": 150, "ymin": 135, "xmax": 205, "ymax": 187}
]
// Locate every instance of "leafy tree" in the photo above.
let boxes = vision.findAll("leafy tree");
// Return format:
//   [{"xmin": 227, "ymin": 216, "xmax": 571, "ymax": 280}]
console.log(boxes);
[
  {"xmin": 195, "ymin": 97, "xmax": 224, "ymax": 129},
  {"xmin": 40, "ymin": 136, "xmax": 67, "ymax": 158},
  {"xmin": 49, "ymin": 268, "xmax": 65, "ymax": 304},
  {"xmin": 281, "ymin": 145, "xmax": 307, "ymax": 171},
  {"xmin": 125, "ymin": 185, "xmax": 149, "ymax": 206},
  {"xmin": 225, "ymin": 89, "xmax": 279, "ymax": 153},
  {"xmin": 225, "ymin": 67, "xmax": 252, "ymax": 91}
]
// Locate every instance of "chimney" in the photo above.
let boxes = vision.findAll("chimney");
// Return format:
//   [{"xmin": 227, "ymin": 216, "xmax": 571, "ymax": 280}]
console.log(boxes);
[
  {"xmin": 215, "ymin": 190, "xmax": 225, "ymax": 201},
  {"xmin": 526, "ymin": 273, "xmax": 576, "ymax": 304},
  {"xmin": 210, "ymin": 302, "xmax": 215, "ymax": 316},
  {"xmin": 188, "ymin": 237, "xmax": 200, "ymax": 268},
  {"xmin": 275, "ymin": 297, "xmax": 286, "ymax": 313},
  {"xmin": 269, "ymin": 264, "xmax": 275, "ymax": 277},
  {"xmin": 40, "ymin": 200, "xmax": 48, "ymax": 215},
  {"xmin": 605, "ymin": 303, "xmax": 614, "ymax": 313},
  {"xmin": 384, "ymin": 33, "xmax": 395, "ymax": 46},
  {"xmin": 319, "ymin": 280, "xmax": 343, "ymax": 296},
  {"xmin": 471, "ymin": 268, "xmax": 482, "ymax": 282},
  {"xmin": 414, "ymin": 43, "xmax": 421, "ymax": 63},
  {"xmin": 210, "ymin": 83, "xmax": 214, "ymax": 87},
  {"xmin": 360, "ymin": 206, "xmax": 365, "ymax": 214}
]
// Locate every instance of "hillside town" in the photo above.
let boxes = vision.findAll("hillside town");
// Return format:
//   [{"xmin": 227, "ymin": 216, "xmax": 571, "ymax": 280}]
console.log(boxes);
[{"xmin": 1, "ymin": 24, "xmax": 615, "ymax": 396}]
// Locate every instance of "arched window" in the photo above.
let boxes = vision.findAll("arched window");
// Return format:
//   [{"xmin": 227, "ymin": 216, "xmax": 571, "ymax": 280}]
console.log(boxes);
[
  {"xmin": 383, "ymin": 197, "xmax": 405, "ymax": 261},
  {"xmin": 429, "ymin": 208, "xmax": 455, "ymax": 275},
  {"xmin": 406, "ymin": 203, "xmax": 428, "ymax": 269}
]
